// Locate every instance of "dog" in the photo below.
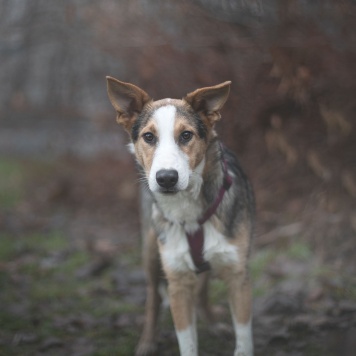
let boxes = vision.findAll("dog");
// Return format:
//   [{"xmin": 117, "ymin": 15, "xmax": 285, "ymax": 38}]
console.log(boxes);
[{"xmin": 106, "ymin": 77, "xmax": 255, "ymax": 356}]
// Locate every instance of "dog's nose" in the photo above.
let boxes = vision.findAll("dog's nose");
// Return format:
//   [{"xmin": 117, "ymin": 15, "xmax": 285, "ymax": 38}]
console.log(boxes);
[{"xmin": 156, "ymin": 169, "xmax": 178, "ymax": 189}]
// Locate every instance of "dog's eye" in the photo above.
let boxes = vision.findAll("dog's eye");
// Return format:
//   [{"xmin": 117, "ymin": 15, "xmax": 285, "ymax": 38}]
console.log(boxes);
[
  {"xmin": 143, "ymin": 132, "xmax": 156, "ymax": 144},
  {"xmin": 180, "ymin": 131, "xmax": 193, "ymax": 143}
]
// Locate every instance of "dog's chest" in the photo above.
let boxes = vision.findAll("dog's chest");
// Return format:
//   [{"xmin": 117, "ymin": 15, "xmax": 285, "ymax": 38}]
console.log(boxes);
[
  {"xmin": 159, "ymin": 221, "xmax": 239, "ymax": 273},
  {"xmin": 154, "ymin": 191, "xmax": 202, "ymax": 227}
]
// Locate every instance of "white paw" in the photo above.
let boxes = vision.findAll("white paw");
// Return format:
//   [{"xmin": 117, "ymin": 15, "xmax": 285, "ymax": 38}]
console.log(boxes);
[{"xmin": 234, "ymin": 344, "xmax": 253, "ymax": 356}]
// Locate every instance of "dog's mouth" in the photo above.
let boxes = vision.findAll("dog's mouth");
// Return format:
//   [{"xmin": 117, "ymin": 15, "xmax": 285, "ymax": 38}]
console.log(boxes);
[{"xmin": 158, "ymin": 188, "xmax": 178, "ymax": 195}]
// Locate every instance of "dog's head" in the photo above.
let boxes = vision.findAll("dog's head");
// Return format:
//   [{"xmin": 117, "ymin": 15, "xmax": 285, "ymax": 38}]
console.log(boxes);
[{"xmin": 106, "ymin": 77, "xmax": 231, "ymax": 196}]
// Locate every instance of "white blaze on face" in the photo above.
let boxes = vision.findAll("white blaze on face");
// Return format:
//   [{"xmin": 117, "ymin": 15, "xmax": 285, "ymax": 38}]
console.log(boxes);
[{"xmin": 148, "ymin": 105, "xmax": 191, "ymax": 192}]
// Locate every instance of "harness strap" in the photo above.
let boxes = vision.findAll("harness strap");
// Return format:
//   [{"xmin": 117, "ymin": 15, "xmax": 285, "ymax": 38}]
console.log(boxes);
[
  {"xmin": 186, "ymin": 143, "xmax": 232, "ymax": 273},
  {"xmin": 186, "ymin": 227, "xmax": 211, "ymax": 273}
]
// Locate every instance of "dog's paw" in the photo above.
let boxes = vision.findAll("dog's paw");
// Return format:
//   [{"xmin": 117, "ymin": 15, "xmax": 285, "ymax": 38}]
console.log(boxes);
[
  {"xmin": 135, "ymin": 341, "xmax": 157, "ymax": 356},
  {"xmin": 234, "ymin": 343, "xmax": 253, "ymax": 356}
]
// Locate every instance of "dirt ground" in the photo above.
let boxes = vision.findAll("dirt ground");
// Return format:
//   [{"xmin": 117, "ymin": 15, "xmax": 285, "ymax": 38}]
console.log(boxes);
[{"xmin": 0, "ymin": 148, "xmax": 355, "ymax": 356}]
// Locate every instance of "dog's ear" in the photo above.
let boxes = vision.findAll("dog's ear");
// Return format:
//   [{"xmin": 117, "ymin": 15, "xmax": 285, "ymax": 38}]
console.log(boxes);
[
  {"xmin": 184, "ymin": 81, "xmax": 231, "ymax": 126},
  {"xmin": 106, "ymin": 76, "xmax": 151, "ymax": 131}
]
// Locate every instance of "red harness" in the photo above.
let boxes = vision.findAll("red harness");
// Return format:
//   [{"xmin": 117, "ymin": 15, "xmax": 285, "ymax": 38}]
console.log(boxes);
[{"xmin": 186, "ymin": 145, "xmax": 233, "ymax": 273}]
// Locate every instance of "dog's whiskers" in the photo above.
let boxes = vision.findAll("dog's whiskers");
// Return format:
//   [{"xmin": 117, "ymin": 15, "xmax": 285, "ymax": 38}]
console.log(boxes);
[{"xmin": 136, "ymin": 175, "xmax": 150, "ymax": 193}]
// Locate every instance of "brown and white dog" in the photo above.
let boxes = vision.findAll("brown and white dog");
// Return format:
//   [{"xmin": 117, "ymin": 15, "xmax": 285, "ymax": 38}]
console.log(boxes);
[{"xmin": 106, "ymin": 77, "xmax": 255, "ymax": 356}]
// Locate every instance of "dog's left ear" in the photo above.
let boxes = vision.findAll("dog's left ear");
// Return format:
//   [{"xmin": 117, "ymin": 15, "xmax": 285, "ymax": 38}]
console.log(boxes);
[
  {"xmin": 183, "ymin": 81, "xmax": 231, "ymax": 125},
  {"xmin": 106, "ymin": 76, "xmax": 151, "ymax": 131}
]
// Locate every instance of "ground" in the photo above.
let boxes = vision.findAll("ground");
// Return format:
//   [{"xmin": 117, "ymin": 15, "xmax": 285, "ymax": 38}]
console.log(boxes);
[{"xmin": 0, "ymin": 153, "xmax": 355, "ymax": 356}]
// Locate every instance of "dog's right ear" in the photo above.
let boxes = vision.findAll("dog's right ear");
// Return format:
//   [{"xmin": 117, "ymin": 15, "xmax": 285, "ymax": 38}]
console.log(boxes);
[{"xmin": 106, "ymin": 76, "xmax": 151, "ymax": 131}]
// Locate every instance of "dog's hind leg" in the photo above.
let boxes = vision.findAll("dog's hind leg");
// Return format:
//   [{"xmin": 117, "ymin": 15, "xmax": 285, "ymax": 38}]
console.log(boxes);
[
  {"xmin": 196, "ymin": 271, "xmax": 215, "ymax": 323},
  {"xmin": 136, "ymin": 228, "xmax": 162, "ymax": 356}
]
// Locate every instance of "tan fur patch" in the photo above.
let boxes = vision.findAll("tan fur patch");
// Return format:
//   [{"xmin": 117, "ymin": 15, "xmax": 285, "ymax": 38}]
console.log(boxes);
[
  {"xmin": 174, "ymin": 115, "xmax": 208, "ymax": 170},
  {"xmin": 135, "ymin": 142, "xmax": 155, "ymax": 177},
  {"xmin": 134, "ymin": 121, "xmax": 157, "ymax": 175}
]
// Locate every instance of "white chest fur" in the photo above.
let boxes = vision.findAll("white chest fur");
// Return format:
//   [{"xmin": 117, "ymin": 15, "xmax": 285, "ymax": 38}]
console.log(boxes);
[
  {"xmin": 154, "ymin": 190, "xmax": 203, "ymax": 228},
  {"xmin": 160, "ymin": 221, "xmax": 239, "ymax": 273}
]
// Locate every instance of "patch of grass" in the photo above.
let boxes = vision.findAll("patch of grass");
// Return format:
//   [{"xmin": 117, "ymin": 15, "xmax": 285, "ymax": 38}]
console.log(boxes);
[
  {"xmin": 0, "ymin": 234, "xmax": 16, "ymax": 260},
  {"xmin": 250, "ymin": 242, "xmax": 313, "ymax": 297},
  {"xmin": 0, "ymin": 308, "xmax": 34, "ymax": 332},
  {"xmin": 0, "ymin": 227, "xmax": 145, "ymax": 355},
  {"xmin": 285, "ymin": 240, "xmax": 312, "ymax": 260},
  {"xmin": 119, "ymin": 244, "xmax": 141, "ymax": 267},
  {"xmin": 91, "ymin": 299, "xmax": 139, "ymax": 318},
  {"xmin": 210, "ymin": 278, "xmax": 227, "ymax": 303},
  {"xmin": 250, "ymin": 248, "xmax": 276, "ymax": 281},
  {"xmin": 38, "ymin": 231, "xmax": 68, "ymax": 251},
  {"xmin": 0, "ymin": 157, "xmax": 26, "ymax": 208},
  {"xmin": 310, "ymin": 267, "xmax": 356, "ymax": 302},
  {"xmin": 59, "ymin": 250, "xmax": 91, "ymax": 273},
  {"xmin": 94, "ymin": 328, "xmax": 139, "ymax": 356},
  {"xmin": 0, "ymin": 232, "xmax": 68, "ymax": 260},
  {"xmin": 30, "ymin": 277, "xmax": 81, "ymax": 302}
]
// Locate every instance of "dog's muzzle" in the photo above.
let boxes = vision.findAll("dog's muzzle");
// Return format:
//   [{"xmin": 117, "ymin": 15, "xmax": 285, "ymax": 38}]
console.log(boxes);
[{"xmin": 156, "ymin": 169, "xmax": 178, "ymax": 192}]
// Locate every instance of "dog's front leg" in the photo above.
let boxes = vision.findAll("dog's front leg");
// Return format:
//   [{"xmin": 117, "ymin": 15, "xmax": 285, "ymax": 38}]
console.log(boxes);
[{"xmin": 166, "ymin": 270, "xmax": 198, "ymax": 356}]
